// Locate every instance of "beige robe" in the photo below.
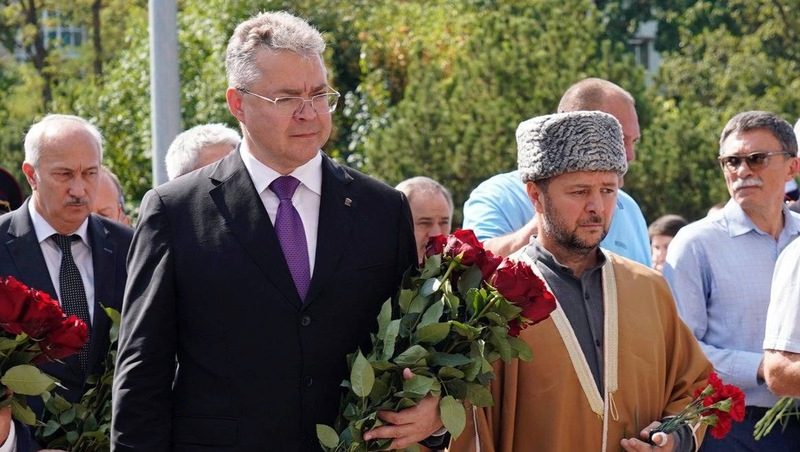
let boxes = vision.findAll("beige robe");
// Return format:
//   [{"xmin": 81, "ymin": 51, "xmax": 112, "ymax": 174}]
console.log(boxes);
[{"xmin": 450, "ymin": 252, "xmax": 712, "ymax": 452}]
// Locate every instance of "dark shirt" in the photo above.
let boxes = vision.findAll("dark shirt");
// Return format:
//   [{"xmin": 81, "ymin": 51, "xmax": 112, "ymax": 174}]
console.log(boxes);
[{"xmin": 527, "ymin": 241, "xmax": 606, "ymax": 391}]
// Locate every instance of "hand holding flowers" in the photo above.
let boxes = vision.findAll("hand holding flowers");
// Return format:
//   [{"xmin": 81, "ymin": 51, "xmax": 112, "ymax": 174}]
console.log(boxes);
[
  {"xmin": 648, "ymin": 372, "xmax": 745, "ymax": 445},
  {"xmin": 317, "ymin": 230, "xmax": 556, "ymax": 451}
]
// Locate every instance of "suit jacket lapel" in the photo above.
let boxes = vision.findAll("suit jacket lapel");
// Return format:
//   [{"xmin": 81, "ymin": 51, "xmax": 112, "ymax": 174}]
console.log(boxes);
[
  {"xmin": 208, "ymin": 152, "xmax": 302, "ymax": 308},
  {"xmin": 5, "ymin": 201, "xmax": 57, "ymax": 298},
  {"xmin": 304, "ymin": 155, "xmax": 353, "ymax": 307},
  {"xmin": 86, "ymin": 215, "xmax": 114, "ymax": 375}
]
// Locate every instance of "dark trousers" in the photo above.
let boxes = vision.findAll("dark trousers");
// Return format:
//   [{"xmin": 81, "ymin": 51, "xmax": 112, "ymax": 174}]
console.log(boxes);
[{"xmin": 699, "ymin": 406, "xmax": 800, "ymax": 452}]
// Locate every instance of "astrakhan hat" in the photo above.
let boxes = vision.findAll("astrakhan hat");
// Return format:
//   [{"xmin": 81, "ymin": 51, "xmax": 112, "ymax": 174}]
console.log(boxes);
[{"xmin": 517, "ymin": 111, "xmax": 627, "ymax": 183}]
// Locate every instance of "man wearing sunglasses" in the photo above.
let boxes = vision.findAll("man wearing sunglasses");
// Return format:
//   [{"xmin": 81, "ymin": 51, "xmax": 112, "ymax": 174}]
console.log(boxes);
[
  {"xmin": 113, "ymin": 11, "xmax": 439, "ymax": 451},
  {"xmin": 663, "ymin": 111, "xmax": 800, "ymax": 451}
]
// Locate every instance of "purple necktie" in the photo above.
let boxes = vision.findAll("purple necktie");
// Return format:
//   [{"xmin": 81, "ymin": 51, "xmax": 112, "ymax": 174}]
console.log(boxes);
[{"xmin": 270, "ymin": 176, "xmax": 311, "ymax": 303}]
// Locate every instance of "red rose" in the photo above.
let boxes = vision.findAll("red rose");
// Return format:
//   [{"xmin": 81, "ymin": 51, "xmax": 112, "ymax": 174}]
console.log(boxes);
[
  {"xmin": 39, "ymin": 315, "xmax": 89, "ymax": 361},
  {"xmin": 20, "ymin": 290, "xmax": 65, "ymax": 339},
  {"xmin": 444, "ymin": 229, "xmax": 485, "ymax": 266},
  {"xmin": 0, "ymin": 276, "xmax": 31, "ymax": 325},
  {"xmin": 490, "ymin": 259, "xmax": 532, "ymax": 302},
  {"xmin": 490, "ymin": 259, "xmax": 556, "ymax": 336},
  {"xmin": 477, "ymin": 251, "xmax": 502, "ymax": 279},
  {"xmin": 425, "ymin": 235, "xmax": 448, "ymax": 258}
]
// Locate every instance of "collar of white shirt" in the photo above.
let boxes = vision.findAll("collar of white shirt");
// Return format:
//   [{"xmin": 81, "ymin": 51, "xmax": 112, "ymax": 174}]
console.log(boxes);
[
  {"xmin": 28, "ymin": 199, "xmax": 90, "ymax": 246},
  {"xmin": 239, "ymin": 144, "xmax": 323, "ymax": 197}
]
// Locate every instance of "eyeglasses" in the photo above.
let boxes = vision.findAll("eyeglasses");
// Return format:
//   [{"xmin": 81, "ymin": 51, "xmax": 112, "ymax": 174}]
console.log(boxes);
[
  {"xmin": 237, "ymin": 87, "xmax": 340, "ymax": 117},
  {"xmin": 718, "ymin": 151, "xmax": 791, "ymax": 172}
]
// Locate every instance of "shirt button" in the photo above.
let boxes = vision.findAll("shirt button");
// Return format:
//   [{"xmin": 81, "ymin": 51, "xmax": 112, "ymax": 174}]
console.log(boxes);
[
  {"xmin": 584, "ymin": 293, "xmax": 590, "ymax": 300},
  {"xmin": 304, "ymin": 376, "xmax": 313, "ymax": 387},
  {"xmin": 301, "ymin": 315, "xmax": 311, "ymax": 327},
  {"xmin": 595, "ymin": 339, "xmax": 601, "ymax": 347}
]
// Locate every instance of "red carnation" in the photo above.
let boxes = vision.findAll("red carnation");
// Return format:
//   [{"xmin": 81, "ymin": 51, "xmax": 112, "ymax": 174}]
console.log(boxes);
[
  {"xmin": 0, "ymin": 276, "xmax": 31, "ymax": 325},
  {"xmin": 39, "ymin": 315, "xmax": 89, "ymax": 361},
  {"xmin": 709, "ymin": 414, "xmax": 732, "ymax": 439}
]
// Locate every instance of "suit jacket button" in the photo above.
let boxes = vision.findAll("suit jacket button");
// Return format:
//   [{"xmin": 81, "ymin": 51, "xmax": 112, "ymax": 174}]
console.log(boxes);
[
  {"xmin": 301, "ymin": 315, "xmax": 312, "ymax": 327},
  {"xmin": 304, "ymin": 376, "xmax": 313, "ymax": 387}
]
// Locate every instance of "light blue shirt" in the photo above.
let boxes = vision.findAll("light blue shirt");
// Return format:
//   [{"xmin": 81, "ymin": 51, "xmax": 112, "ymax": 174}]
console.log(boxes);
[
  {"xmin": 462, "ymin": 170, "xmax": 652, "ymax": 266},
  {"xmin": 663, "ymin": 200, "xmax": 800, "ymax": 408}
]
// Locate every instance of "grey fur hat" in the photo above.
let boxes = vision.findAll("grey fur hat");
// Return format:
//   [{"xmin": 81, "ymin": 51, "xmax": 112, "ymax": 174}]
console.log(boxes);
[{"xmin": 517, "ymin": 111, "xmax": 627, "ymax": 183}]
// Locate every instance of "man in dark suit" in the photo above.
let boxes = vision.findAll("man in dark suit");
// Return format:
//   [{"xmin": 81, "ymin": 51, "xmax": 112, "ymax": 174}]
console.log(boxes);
[
  {"xmin": 0, "ymin": 114, "xmax": 132, "ymax": 447},
  {"xmin": 112, "ymin": 11, "xmax": 443, "ymax": 451}
]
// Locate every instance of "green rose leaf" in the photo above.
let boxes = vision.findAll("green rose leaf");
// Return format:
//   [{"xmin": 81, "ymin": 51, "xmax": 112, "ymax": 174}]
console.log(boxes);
[
  {"xmin": 351, "ymin": 351, "xmax": 375, "ymax": 398},
  {"xmin": 440, "ymin": 395, "xmax": 466, "ymax": 439},
  {"xmin": 420, "ymin": 254, "xmax": 442, "ymax": 278},
  {"xmin": 420, "ymin": 277, "xmax": 442, "ymax": 297},
  {"xmin": 443, "ymin": 290, "xmax": 460, "ymax": 314},
  {"xmin": 419, "ymin": 300, "xmax": 444, "ymax": 327},
  {"xmin": 489, "ymin": 326, "xmax": 512, "ymax": 362},
  {"xmin": 429, "ymin": 352, "xmax": 473, "ymax": 367},
  {"xmin": 466, "ymin": 383, "xmax": 494, "ymax": 407},
  {"xmin": 2, "ymin": 365, "xmax": 57, "ymax": 395},
  {"xmin": 377, "ymin": 300, "xmax": 393, "ymax": 340},
  {"xmin": 382, "ymin": 319, "xmax": 401, "ymax": 360},
  {"xmin": 414, "ymin": 323, "xmax": 450, "ymax": 344},
  {"xmin": 398, "ymin": 288, "xmax": 416, "ymax": 313},
  {"xmin": 438, "ymin": 366, "xmax": 465, "ymax": 379},
  {"xmin": 42, "ymin": 419, "xmax": 61, "ymax": 436},
  {"xmin": 394, "ymin": 345, "xmax": 429, "ymax": 367},
  {"xmin": 457, "ymin": 265, "xmax": 483, "ymax": 295},
  {"xmin": 509, "ymin": 336, "xmax": 533, "ymax": 361},
  {"xmin": 10, "ymin": 397, "xmax": 36, "ymax": 425},
  {"xmin": 316, "ymin": 424, "xmax": 340, "ymax": 449},
  {"xmin": 402, "ymin": 374, "xmax": 435, "ymax": 397},
  {"xmin": 409, "ymin": 293, "xmax": 431, "ymax": 314}
]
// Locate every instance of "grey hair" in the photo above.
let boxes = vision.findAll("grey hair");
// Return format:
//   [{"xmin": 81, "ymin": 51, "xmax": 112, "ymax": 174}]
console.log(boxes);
[
  {"xmin": 557, "ymin": 78, "xmax": 635, "ymax": 113},
  {"xmin": 166, "ymin": 123, "xmax": 241, "ymax": 180},
  {"xmin": 226, "ymin": 11, "xmax": 325, "ymax": 89},
  {"xmin": 395, "ymin": 176, "xmax": 454, "ymax": 212},
  {"xmin": 720, "ymin": 111, "xmax": 797, "ymax": 156},
  {"xmin": 24, "ymin": 114, "xmax": 103, "ymax": 166}
]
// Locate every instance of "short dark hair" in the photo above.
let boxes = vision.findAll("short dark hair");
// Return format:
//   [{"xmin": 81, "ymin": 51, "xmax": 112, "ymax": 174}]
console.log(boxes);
[
  {"xmin": 719, "ymin": 111, "xmax": 797, "ymax": 156},
  {"xmin": 648, "ymin": 214, "xmax": 688, "ymax": 239}
]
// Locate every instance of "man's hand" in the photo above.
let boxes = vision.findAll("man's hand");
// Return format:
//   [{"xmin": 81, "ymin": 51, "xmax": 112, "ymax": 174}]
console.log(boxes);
[
  {"xmin": 620, "ymin": 421, "xmax": 677, "ymax": 452},
  {"xmin": 362, "ymin": 368, "xmax": 444, "ymax": 450},
  {"xmin": 0, "ymin": 406, "xmax": 10, "ymax": 446}
]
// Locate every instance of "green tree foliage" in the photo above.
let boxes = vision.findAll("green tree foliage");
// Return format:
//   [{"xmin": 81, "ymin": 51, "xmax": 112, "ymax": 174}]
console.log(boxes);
[
  {"xmin": 625, "ymin": 0, "xmax": 800, "ymax": 221},
  {"xmin": 354, "ymin": 0, "xmax": 645, "ymax": 223}
]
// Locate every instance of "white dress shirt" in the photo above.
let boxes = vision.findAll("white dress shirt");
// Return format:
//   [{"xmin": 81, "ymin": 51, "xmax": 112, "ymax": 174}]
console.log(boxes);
[
  {"xmin": 28, "ymin": 201, "xmax": 96, "ymax": 321},
  {"xmin": 239, "ymin": 145, "xmax": 322, "ymax": 276}
]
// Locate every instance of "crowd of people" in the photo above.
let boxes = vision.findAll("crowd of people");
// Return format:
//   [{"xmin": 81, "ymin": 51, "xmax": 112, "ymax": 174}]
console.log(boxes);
[{"xmin": 0, "ymin": 10, "xmax": 798, "ymax": 452}]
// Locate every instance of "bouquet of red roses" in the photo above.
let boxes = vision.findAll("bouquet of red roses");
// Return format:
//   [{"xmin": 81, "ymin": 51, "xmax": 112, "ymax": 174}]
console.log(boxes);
[
  {"xmin": 649, "ymin": 371, "xmax": 745, "ymax": 445},
  {"xmin": 0, "ymin": 276, "xmax": 89, "ymax": 424},
  {"xmin": 317, "ymin": 230, "xmax": 556, "ymax": 451}
]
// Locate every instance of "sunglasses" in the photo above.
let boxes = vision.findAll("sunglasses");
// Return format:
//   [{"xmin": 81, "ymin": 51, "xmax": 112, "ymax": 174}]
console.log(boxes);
[{"xmin": 718, "ymin": 151, "xmax": 791, "ymax": 172}]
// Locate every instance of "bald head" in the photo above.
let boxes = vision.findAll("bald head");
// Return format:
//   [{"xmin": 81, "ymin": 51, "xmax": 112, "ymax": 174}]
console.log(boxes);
[{"xmin": 558, "ymin": 78, "xmax": 640, "ymax": 162}]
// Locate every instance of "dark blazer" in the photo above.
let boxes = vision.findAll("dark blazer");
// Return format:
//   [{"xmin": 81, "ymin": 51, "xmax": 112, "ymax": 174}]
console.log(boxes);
[
  {"xmin": 112, "ymin": 152, "xmax": 416, "ymax": 451},
  {"xmin": 0, "ymin": 201, "xmax": 133, "ymax": 403}
]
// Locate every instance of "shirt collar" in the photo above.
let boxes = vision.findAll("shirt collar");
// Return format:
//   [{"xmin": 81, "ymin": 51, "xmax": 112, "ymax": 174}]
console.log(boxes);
[
  {"xmin": 27, "ymin": 199, "xmax": 90, "ymax": 245},
  {"xmin": 527, "ymin": 240, "xmax": 606, "ymax": 279},
  {"xmin": 723, "ymin": 198, "xmax": 800, "ymax": 238},
  {"xmin": 239, "ymin": 143, "xmax": 323, "ymax": 196}
]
